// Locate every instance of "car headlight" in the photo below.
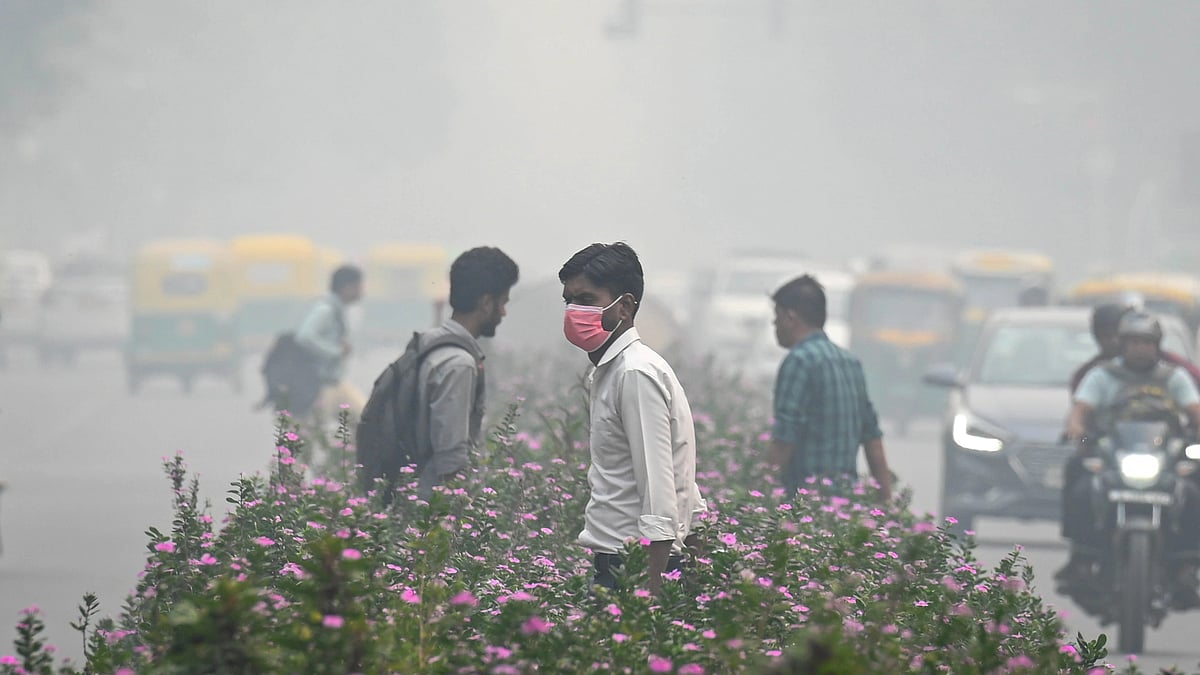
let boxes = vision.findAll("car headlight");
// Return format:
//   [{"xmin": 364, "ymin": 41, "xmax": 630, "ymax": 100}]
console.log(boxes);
[
  {"xmin": 1119, "ymin": 453, "xmax": 1163, "ymax": 488},
  {"xmin": 952, "ymin": 412, "xmax": 1005, "ymax": 453}
]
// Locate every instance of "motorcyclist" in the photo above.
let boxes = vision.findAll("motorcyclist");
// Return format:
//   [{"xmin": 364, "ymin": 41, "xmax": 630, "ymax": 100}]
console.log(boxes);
[
  {"xmin": 1070, "ymin": 302, "xmax": 1200, "ymax": 394},
  {"xmin": 1056, "ymin": 311, "xmax": 1200, "ymax": 607}
]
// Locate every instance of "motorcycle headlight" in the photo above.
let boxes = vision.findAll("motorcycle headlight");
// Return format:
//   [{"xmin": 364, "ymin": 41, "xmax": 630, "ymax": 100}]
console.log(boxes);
[
  {"xmin": 1186, "ymin": 444, "xmax": 1200, "ymax": 461},
  {"xmin": 952, "ymin": 412, "xmax": 1005, "ymax": 453},
  {"xmin": 1119, "ymin": 453, "xmax": 1163, "ymax": 488}
]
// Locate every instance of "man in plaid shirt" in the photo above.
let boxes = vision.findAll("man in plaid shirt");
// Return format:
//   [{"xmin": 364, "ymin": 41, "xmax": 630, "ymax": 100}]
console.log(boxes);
[{"xmin": 768, "ymin": 275, "xmax": 893, "ymax": 500}]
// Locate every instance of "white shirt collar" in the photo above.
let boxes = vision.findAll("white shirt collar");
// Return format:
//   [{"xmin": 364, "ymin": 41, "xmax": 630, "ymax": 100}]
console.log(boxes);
[{"xmin": 594, "ymin": 327, "xmax": 641, "ymax": 369}]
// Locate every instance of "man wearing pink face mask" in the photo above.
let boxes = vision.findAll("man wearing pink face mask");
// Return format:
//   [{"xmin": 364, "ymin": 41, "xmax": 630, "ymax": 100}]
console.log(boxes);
[{"xmin": 559, "ymin": 242, "xmax": 705, "ymax": 595}]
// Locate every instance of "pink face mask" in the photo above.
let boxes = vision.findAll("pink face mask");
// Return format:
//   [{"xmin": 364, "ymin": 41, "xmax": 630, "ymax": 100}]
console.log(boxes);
[{"xmin": 564, "ymin": 296, "xmax": 624, "ymax": 353}]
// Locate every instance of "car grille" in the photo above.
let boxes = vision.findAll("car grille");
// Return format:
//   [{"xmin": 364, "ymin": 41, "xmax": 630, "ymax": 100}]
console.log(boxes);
[{"xmin": 1012, "ymin": 444, "xmax": 1075, "ymax": 489}]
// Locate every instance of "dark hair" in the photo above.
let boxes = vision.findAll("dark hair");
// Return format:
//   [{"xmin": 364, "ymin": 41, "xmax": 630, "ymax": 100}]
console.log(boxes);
[
  {"xmin": 557, "ymin": 242, "xmax": 645, "ymax": 313},
  {"xmin": 449, "ymin": 247, "xmax": 519, "ymax": 313},
  {"xmin": 772, "ymin": 275, "xmax": 826, "ymax": 328},
  {"xmin": 1092, "ymin": 303, "xmax": 1132, "ymax": 337},
  {"xmin": 330, "ymin": 265, "xmax": 363, "ymax": 293}
]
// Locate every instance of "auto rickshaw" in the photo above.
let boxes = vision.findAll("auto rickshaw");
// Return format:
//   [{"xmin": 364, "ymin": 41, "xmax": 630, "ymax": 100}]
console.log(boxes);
[
  {"xmin": 850, "ymin": 270, "xmax": 964, "ymax": 436},
  {"xmin": 951, "ymin": 249, "xmax": 1054, "ymax": 362},
  {"xmin": 126, "ymin": 240, "xmax": 241, "ymax": 394},
  {"xmin": 1067, "ymin": 273, "xmax": 1200, "ymax": 335},
  {"xmin": 230, "ymin": 234, "xmax": 322, "ymax": 351},
  {"xmin": 360, "ymin": 244, "xmax": 449, "ymax": 349}
]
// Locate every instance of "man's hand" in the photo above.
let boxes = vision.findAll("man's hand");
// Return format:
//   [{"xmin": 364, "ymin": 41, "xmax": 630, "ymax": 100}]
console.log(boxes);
[
  {"xmin": 863, "ymin": 438, "xmax": 892, "ymax": 503},
  {"xmin": 768, "ymin": 440, "xmax": 791, "ymax": 469},
  {"xmin": 646, "ymin": 540, "xmax": 673, "ymax": 596},
  {"xmin": 1065, "ymin": 401, "xmax": 1092, "ymax": 443}
]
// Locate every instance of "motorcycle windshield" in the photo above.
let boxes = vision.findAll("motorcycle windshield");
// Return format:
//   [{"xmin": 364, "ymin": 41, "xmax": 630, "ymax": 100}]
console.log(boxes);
[{"xmin": 1111, "ymin": 421, "xmax": 1171, "ymax": 453}]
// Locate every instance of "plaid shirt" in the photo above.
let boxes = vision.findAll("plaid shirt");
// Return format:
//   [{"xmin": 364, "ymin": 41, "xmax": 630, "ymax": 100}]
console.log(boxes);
[{"xmin": 773, "ymin": 331, "xmax": 883, "ymax": 491}]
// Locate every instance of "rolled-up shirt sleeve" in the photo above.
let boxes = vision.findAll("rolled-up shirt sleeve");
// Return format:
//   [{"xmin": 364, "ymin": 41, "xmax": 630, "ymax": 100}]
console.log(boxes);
[
  {"xmin": 1074, "ymin": 368, "xmax": 1107, "ymax": 407},
  {"xmin": 427, "ymin": 358, "xmax": 478, "ymax": 477},
  {"xmin": 772, "ymin": 354, "xmax": 810, "ymax": 447},
  {"xmin": 295, "ymin": 303, "xmax": 341, "ymax": 361},
  {"xmin": 1169, "ymin": 369, "xmax": 1200, "ymax": 408},
  {"xmin": 620, "ymin": 370, "xmax": 680, "ymax": 543}
]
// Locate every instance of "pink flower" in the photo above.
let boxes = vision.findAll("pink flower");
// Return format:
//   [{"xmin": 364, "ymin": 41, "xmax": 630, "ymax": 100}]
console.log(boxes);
[
  {"xmin": 1006, "ymin": 655, "xmax": 1034, "ymax": 668},
  {"xmin": 718, "ymin": 532, "xmax": 737, "ymax": 546},
  {"xmin": 450, "ymin": 591, "xmax": 478, "ymax": 607},
  {"xmin": 702, "ymin": 629, "xmax": 716, "ymax": 639},
  {"xmin": 401, "ymin": 587, "xmax": 421, "ymax": 604},
  {"xmin": 342, "ymin": 548, "xmax": 362, "ymax": 560},
  {"xmin": 339, "ymin": 508, "xmax": 353, "ymax": 517},
  {"xmin": 0, "ymin": 655, "xmax": 18, "ymax": 666},
  {"xmin": 649, "ymin": 655, "xmax": 673, "ymax": 673},
  {"xmin": 633, "ymin": 589, "xmax": 651, "ymax": 599},
  {"xmin": 613, "ymin": 633, "xmax": 629, "ymax": 643},
  {"xmin": 154, "ymin": 541, "xmax": 177, "ymax": 553},
  {"xmin": 198, "ymin": 553, "xmax": 218, "ymax": 566},
  {"xmin": 322, "ymin": 615, "xmax": 345, "ymax": 629},
  {"xmin": 521, "ymin": 616, "xmax": 553, "ymax": 635},
  {"xmin": 606, "ymin": 603, "xmax": 622, "ymax": 617},
  {"xmin": 679, "ymin": 665, "xmax": 705, "ymax": 675},
  {"xmin": 254, "ymin": 537, "xmax": 276, "ymax": 547}
]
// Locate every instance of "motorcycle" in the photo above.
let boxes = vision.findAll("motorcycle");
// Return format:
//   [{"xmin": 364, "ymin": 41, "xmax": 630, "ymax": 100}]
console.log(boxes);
[{"xmin": 1070, "ymin": 419, "xmax": 1200, "ymax": 654}]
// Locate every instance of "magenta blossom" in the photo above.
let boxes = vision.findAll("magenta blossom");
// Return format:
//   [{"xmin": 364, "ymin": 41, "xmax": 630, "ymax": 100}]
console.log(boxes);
[
  {"xmin": 154, "ymin": 541, "xmax": 177, "ymax": 553},
  {"xmin": 322, "ymin": 615, "xmax": 345, "ymax": 629},
  {"xmin": 649, "ymin": 655, "xmax": 673, "ymax": 673}
]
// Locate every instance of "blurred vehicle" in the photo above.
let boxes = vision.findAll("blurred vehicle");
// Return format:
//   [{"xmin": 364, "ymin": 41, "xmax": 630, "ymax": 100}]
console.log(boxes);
[
  {"xmin": 1067, "ymin": 273, "xmax": 1200, "ymax": 336},
  {"xmin": 850, "ymin": 270, "xmax": 963, "ymax": 435},
  {"xmin": 698, "ymin": 253, "xmax": 854, "ymax": 360},
  {"xmin": 126, "ymin": 240, "xmax": 242, "ymax": 394},
  {"xmin": 736, "ymin": 270, "xmax": 856, "ymax": 387},
  {"xmin": 952, "ymin": 249, "xmax": 1054, "ymax": 362},
  {"xmin": 1064, "ymin": 420, "xmax": 1200, "ymax": 654},
  {"xmin": 36, "ymin": 256, "xmax": 130, "ymax": 365},
  {"xmin": 360, "ymin": 244, "xmax": 448, "ymax": 350},
  {"xmin": 230, "ymin": 234, "xmax": 322, "ymax": 351},
  {"xmin": 923, "ymin": 307, "xmax": 1196, "ymax": 535},
  {"xmin": 0, "ymin": 250, "xmax": 53, "ymax": 354},
  {"xmin": 1, "ymin": 249, "xmax": 53, "ymax": 303},
  {"xmin": 700, "ymin": 253, "xmax": 809, "ymax": 353}
]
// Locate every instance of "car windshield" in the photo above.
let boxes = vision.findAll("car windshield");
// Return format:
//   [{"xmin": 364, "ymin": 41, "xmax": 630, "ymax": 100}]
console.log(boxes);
[
  {"xmin": 854, "ymin": 288, "xmax": 957, "ymax": 333},
  {"xmin": 961, "ymin": 275, "xmax": 1026, "ymax": 311},
  {"xmin": 975, "ymin": 323, "xmax": 1095, "ymax": 386}
]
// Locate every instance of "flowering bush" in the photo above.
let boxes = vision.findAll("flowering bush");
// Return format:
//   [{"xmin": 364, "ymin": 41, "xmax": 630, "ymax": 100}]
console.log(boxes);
[{"xmin": 0, "ymin": 352, "xmax": 1172, "ymax": 674}]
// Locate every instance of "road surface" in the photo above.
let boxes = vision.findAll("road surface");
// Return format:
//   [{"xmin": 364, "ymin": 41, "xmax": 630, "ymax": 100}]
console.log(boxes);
[{"xmin": 1, "ymin": 349, "xmax": 1198, "ymax": 671}]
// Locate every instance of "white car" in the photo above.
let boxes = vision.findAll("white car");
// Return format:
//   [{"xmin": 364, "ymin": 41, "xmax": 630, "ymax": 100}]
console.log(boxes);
[
  {"xmin": 702, "ymin": 257, "xmax": 854, "ymax": 371},
  {"xmin": 36, "ymin": 260, "xmax": 129, "ymax": 365}
]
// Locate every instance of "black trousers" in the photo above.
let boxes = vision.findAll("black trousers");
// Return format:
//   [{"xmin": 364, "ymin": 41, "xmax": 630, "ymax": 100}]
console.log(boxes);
[{"xmin": 592, "ymin": 552, "xmax": 684, "ymax": 590}]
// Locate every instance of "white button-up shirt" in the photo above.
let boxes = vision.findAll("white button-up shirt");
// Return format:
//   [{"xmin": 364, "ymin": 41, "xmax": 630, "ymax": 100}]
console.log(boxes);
[{"xmin": 578, "ymin": 328, "xmax": 703, "ymax": 555}]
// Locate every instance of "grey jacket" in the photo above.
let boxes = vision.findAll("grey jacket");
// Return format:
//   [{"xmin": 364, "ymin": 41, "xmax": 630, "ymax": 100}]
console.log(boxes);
[{"xmin": 415, "ymin": 319, "xmax": 486, "ymax": 498}]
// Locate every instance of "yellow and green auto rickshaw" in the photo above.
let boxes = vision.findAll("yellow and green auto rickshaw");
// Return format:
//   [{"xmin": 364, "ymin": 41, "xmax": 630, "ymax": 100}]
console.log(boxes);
[
  {"xmin": 230, "ymin": 234, "xmax": 322, "ymax": 351},
  {"xmin": 360, "ymin": 244, "xmax": 448, "ymax": 349},
  {"xmin": 126, "ymin": 240, "xmax": 241, "ymax": 394},
  {"xmin": 1067, "ymin": 273, "xmax": 1200, "ymax": 335},
  {"xmin": 850, "ymin": 270, "xmax": 964, "ymax": 435},
  {"xmin": 952, "ymin": 249, "xmax": 1054, "ymax": 361}
]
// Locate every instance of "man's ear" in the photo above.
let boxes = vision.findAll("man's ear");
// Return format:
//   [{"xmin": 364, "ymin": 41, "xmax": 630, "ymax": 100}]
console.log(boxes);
[{"xmin": 621, "ymin": 294, "xmax": 637, "ymax": 321}]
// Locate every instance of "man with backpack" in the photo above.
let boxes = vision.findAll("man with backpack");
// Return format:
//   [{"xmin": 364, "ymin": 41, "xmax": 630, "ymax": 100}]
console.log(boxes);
[
  {"xmin": 295, "ymin": 265, "xmax": 366, "ymax": 425},
  {"xmin": 357, "ymin": 247, "xmax": 519, "ymax": 501}
]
